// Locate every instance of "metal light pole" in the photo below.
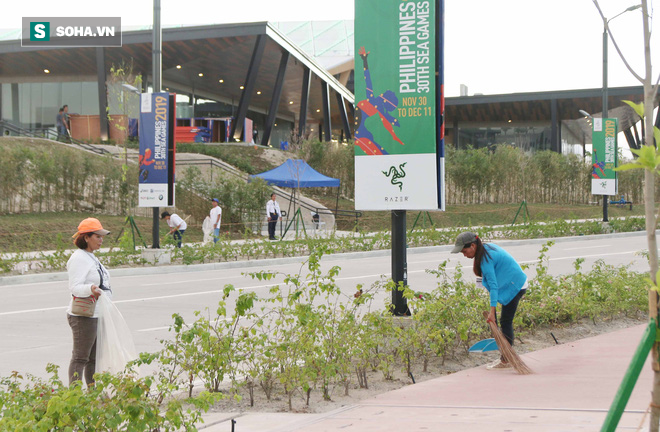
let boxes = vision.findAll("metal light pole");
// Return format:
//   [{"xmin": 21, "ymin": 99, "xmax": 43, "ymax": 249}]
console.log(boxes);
[
  {"xmin": 151, "ymin": 0, "xmax": 162, "ymax": 248},
  {"xmin": 601, "ymin": 4, "xmax": 641, "ymax": 223},
  {"xmin": 602, "ymin": 25, "xmax": 609, "ymax": 222},
  {"xmin": 391, "ymin": 210, "xmax": 409, "ymax": 316}
]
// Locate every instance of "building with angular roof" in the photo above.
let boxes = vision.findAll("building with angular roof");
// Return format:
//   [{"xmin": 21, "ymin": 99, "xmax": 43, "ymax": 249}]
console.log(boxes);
[
  {"xmin": 1, "ymin": 19, "xmax": 657, "ymax": 154},
  {"xmin": 0, "ymin": 21, "xmax": 354, "ymax": 146},
  {"xmin": 445, "ymin": 86, "xmax": 657, "ymax": 155}
]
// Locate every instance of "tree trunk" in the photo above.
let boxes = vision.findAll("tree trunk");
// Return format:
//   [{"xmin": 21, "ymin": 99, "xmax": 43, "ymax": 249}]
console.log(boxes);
[{"xmin": 640, "ymin": 1, "xmax": 660, "ymax": 430}]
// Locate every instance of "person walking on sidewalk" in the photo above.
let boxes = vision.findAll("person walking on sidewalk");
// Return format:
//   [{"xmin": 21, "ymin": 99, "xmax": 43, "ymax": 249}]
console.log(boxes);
[
  {"xmin": 266, "ymin": 193, "xmax": 281, "ymax": 240},
  {"xmin": 210, "ymin": 198, "xmax": 222, "ymax": 244},
  {"xmin": 451, "ymin": 231, "xmax": 527, "ymax": 370},
  {"xmin": 161, "ymin": 211, "xmax": 187, "ymax": 248},
  {"xmin": 66, "ymin": 217, "xmax": 112, "ymax": 386}
]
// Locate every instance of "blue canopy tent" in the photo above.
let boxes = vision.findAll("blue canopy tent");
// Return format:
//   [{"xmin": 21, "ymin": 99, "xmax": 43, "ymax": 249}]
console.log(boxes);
[
  {"xmin": 249, "ymin": 159, "xmax": 340, "ymax": 188},
  {"xmin": 249, "ymin": 159, "xmax": 340, "ymax": 236}
]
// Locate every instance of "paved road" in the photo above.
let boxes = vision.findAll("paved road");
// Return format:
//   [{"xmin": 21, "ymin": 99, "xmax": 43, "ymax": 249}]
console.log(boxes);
[{"xmin": 0, "ymin": 232, "xmax": 650, "ymax": 380}]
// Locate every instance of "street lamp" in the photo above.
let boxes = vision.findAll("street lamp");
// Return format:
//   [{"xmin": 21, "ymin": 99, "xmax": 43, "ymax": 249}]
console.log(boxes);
[
  {"xmin": 121, "ymin": 83, "xmax": 140, "ymax": 94},
  {"xmin": 600, "ymin": 4, "xmax": 641, "ymax": 222}
]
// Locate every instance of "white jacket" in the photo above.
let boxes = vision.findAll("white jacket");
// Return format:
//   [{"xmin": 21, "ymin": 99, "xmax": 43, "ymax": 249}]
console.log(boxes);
[{"xmin": 66, "ymin": 249, "xmax": 112, "ymax": 317}]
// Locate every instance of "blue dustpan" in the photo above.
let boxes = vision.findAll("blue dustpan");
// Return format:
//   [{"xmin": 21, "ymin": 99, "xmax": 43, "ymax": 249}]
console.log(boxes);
[{"xmin": 468, "ymin": 338, "xmax": 499, "ymax": 353}]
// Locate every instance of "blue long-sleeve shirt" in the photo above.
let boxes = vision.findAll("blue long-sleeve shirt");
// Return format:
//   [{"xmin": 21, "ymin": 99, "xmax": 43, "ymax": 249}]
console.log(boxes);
[{"xmin": 480, "ymin": 244, "xmax": 527, "ymax": 307}]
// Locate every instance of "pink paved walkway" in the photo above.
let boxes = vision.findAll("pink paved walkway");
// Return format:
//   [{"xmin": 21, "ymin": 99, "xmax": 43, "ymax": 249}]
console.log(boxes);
[{"xmin": 202, "ymin": 324, "xmax": 654, "ymax": 431}]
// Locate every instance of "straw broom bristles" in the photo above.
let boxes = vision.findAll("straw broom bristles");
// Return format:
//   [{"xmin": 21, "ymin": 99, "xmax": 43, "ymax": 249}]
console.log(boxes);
[{"xmin": 483, "ymin": 311, "xmax": 532, "ymax": 375}]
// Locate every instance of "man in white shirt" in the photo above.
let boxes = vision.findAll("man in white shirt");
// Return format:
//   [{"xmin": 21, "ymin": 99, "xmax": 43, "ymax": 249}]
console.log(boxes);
[
  {"xmin": 266, "ymin": 193, "xmax": 281, "ymax": 240},
  {"xmin": 210, "ymin": 198, "xmax": 222, "ymax": 244},
  {"xmin": 161, "ymin": 211, "xmax": 187, "ymax": 248}
]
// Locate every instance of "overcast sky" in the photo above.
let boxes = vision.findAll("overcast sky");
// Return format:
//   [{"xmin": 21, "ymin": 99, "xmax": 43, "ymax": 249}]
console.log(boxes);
[{"xmin": 1, "ymin": 0, "xmax": 658, "ymax": 98}]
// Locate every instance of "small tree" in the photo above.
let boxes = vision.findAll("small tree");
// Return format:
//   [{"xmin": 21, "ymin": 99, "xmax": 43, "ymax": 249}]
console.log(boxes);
[
  {"xmin": 107, "ymin": 60, "xmax": 142, "ymax": 215},
  {"xmin": 592, "ymin": 0, "xmax": 660, "ymax": 429}
]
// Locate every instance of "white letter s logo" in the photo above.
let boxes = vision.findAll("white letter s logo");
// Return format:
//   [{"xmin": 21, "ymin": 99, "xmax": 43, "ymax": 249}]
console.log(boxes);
[{"xmin": 34, "ymin": 24, "xmax": 46, "ymax": 39}]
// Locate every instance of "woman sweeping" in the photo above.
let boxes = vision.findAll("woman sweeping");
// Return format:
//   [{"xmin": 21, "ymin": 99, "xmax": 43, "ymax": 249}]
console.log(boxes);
[{"xmin": 451, "ymin": 232, "xmax": 527, "ymax": 370}]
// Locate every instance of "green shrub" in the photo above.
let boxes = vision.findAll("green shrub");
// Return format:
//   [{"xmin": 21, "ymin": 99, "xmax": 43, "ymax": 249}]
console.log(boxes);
[{"xmin": 0, "ymin": 364, "xmax": 219, "ymax": 431}]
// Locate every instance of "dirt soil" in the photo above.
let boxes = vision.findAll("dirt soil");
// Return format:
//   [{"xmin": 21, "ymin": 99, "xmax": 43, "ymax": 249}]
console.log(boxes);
[{"xmin": 204, "ymin": 316, "xmax": 646, "ymax": 415}]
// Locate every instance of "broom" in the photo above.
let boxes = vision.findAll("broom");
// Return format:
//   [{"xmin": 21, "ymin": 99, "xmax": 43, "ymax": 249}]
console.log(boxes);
[{"xmin": 482, "ymin": 311, "xmax": 532, "ymax": 375}]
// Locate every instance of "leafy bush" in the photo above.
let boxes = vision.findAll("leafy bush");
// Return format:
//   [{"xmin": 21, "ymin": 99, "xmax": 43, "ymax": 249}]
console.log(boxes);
[
  {"xmin": 0, "ymin": 364, "xmax": 219, "ymax": 431},
  {"xmin": 176, "ymin": 166, "xmax": 272, "ymax": 234},
  {"xmin": 295, "ymin": 140, "xmax": 653, "ymax": 205},
  {"xmin": 0, "ymin": 140, "xmax": 137, "ymax": 215},
  {"xmin": 0, "ymin": 243, "xmax": 650, "ymax": 417},
  {"xmin": 113, "ymin": 243, "xmax": 650, "ymax": 412},
  {"xmin": 176, "ymin": 144, "xmax": 273, "ymax": 175},
  {"xmin": 296, "ymin": 139, "xmax": 354, "ymax": 199}
]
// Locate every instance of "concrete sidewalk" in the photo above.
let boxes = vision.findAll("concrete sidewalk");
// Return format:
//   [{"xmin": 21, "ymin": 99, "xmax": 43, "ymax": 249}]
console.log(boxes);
[{"xmin": 198, "ymin": 324, "xmax": 654, "ymax": 431}]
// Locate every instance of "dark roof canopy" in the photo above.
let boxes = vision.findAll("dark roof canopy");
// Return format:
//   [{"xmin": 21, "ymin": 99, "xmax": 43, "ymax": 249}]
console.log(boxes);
[
  {"xmin": 0, "ymin": 22, "xmax": 353, "ymax": 128},
  {"xmin": 445, "ymin": 86, "xmax": 654, "ymax": 130}
]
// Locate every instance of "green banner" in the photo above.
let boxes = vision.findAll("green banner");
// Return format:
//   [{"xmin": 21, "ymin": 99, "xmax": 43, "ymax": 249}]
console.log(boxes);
[
  {"xmin": 354, "ymin": 0, "xmax": 436, "ymax": 156},
  {"xmin": 354, "ymin": 0, "xmax": 443, "ymax": 211},
  {"xmin": 591, "ymin": 117, "xmax": 618, "ymax": 196}
]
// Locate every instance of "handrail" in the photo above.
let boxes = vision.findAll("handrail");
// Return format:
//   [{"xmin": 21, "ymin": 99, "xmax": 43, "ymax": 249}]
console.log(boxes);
[
  {"xmin": 176, "ymin": 157, "xmax": 362, "ymax": 221},
  {"xmin": 0, "ymin": 120, "xmax": 110, "ymax": 156}
]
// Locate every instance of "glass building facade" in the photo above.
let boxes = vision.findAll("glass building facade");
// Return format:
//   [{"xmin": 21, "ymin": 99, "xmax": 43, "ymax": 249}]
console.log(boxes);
[
  {"xmin": 1, "ymin": 81, "xmax": 100, "ymax": 130},
  {"xmin": 449, "ymin": 122, "xmax": 587, "ymax": 156}
]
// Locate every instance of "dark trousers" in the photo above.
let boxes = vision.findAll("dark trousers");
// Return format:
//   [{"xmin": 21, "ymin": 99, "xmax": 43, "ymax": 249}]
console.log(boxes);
[
  {"xmin": 67, "ymin": 314, "xmax": 98, "ymax": 386},
  {"xmin": 268, "ymin": 213, "xmax": 278, "ymax": 239},
  {"xmin": 173, "ymin": 229, "xmax": 185, "ymax": 248},
  {"xmin": 498, "ymin": 289, "xmax": 525, "ymax": 347}
]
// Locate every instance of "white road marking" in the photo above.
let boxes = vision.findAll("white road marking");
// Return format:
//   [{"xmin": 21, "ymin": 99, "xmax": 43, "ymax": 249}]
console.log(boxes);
[
  {"xmin": 563, "ymin": 245, "xmax": 610, "ymax": 251},
  {"xmin": 139, "ymin": 275, "xmax": 246, "ymax": 286},
  {"xmin": 0, "ymin": 306, "xmax": 66, "ymax": 316},
  {"xmin": 137, "ymin": 326, "xmax": 171, "ymax": 332},
  {"xmin": 520, "ymin": 250, "xmax": 637, "ymax": 264}
]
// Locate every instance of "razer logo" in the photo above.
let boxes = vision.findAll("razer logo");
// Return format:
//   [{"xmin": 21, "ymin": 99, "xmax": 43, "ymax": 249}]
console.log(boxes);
[{"xmin": 382, "ymin": 163, "xmax": 407, "ymax": 191}]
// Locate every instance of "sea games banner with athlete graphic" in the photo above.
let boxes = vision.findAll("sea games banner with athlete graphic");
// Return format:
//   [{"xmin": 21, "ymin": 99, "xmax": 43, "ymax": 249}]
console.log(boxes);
[
  {"xmin": 591, "ymin": 117, "xmax": 618, "ymax": 195},
  {"xmin": 354, "ymin": 0, "xmax": 444, "ymax": 210},
  {"xmin": 138, "ymin": 92, "xmax": 176, "ymax": 207}
]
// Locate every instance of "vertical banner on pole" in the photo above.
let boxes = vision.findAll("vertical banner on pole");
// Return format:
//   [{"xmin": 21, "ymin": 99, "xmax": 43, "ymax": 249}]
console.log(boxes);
[
  {"xmin": 138, "ymin": 92, "xmax": 176, "ymax": 207},
  {"xmin": 591, "ymin": 117, "xmax": 618, "ymax": 196},
  {"xmin": 244, "ymin": 118, "xmax": 254, "ymax": 144},
  {"xmin": 354, "ymin": 0, "xmax": 444, "ymax": 211},
  {"xmin": 167, "ymin": 93, "xmax": 176, "ymax": 206}
]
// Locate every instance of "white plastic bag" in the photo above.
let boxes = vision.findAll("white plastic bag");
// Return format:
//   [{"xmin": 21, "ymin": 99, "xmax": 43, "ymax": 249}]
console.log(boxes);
[
  {"xmin": 96, "ymin": 294, "xmax": 138, "ymax": 375},
  {"xmin": 202, "ymin": 216, "xmax": 213, "ymax": 244}
]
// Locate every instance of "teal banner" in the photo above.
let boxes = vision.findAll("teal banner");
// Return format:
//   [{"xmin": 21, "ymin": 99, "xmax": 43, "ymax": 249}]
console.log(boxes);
[
  {"xmin": 354, "ymin": 0, "xmax": 443, "ymax": 211},
  {"xmin": 591, "ymin": 117, "xmax": 618, "ymax": 196},
  {"xmin": 354, "ymin": 0, "xmax": 435, "ymax": 156}
]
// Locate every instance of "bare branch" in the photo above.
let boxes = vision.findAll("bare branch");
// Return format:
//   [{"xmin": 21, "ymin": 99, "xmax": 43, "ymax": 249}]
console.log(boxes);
[{"xmin": 591, "ymin": 0, "xmax": 644, "ymax": 83}]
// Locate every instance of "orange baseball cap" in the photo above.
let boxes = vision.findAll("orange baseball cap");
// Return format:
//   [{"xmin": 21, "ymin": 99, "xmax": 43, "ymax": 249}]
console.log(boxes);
[{"xmin": 73, "ymin": 217, "xmax": 110, "ymax": 238}]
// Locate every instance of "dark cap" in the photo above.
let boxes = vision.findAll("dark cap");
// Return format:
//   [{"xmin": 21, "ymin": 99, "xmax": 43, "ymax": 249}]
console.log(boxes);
[
  {"xmin": 450, "ymin": 232, "xmax": 478, "ymax": 253},
  {"xmin": 212, "ymin": 198, "xmax": 220, "ymax": 203},
  {"xmin": 160, "ymin": 211, "xmax": 170, "ymax": 219}
]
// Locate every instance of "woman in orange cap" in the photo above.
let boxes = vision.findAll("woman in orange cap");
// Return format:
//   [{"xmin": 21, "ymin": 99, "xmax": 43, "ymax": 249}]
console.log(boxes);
[{"xmin": 66, "ymin": 217, "xmax": 112, "ymax": 386}]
